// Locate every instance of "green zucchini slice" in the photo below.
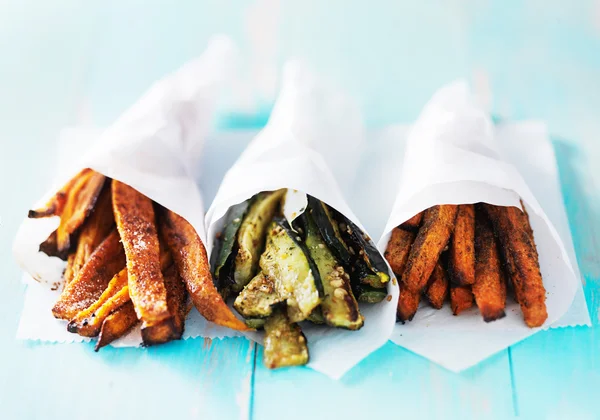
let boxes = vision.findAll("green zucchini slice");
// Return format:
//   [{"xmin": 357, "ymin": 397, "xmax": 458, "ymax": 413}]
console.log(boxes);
[
  {"xmin": 306, "ymin": 306, "xmax": 325, "ymax": 324},
  {"xmin": 263, "ymin": 309, "xmax": 309, "ymax": 369},
  {"xmin": 244, "ymin": 318, "xmax": 266, "ymax": 329},
  {"xmin": 260, "ymin": 218, "xmax": 321, "ymax": 323},
  {"xmin": 210, "ymin": 200, "xmax": 250, "ymax": 293},
  {"xmin": 233, "ymin": 189, "xmax": 286, "ymax": 292},
  {"xmin": 302, "ymin": 211, "xmax": 364, "ymax": 330},
  {"xmin": 233, "ymin": 272, "xmax": 284, "ymax": 319},
  {"xmin": 352, "ymin": 283, "xmax": 388, "ymax": 304}
]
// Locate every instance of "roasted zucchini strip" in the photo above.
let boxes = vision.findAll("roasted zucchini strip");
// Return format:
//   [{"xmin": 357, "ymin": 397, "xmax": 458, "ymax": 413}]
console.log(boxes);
[
  {"xmin": 95, "ymin": 302, "xmax": 139, "ymax": 351},
  {"xmin": 263, "ymin": 309, "xmax": 309, "ymax": 369},
  {"xmin": 234, "ymin": 190, "xmax": 286, "ymax": 291},
  {"xmin": 52, "ymin": 230, "xmax": 125, "ymax": 320},
  {"xmin": 307, "ymin": 196, "xmax": 353, "ymax": 267},
  {"xmin": 352, "ymin": 283, "xmax": 388, "ymax": 304},
  {"xmin": 112, "ymin": 180, "xmax": 170, "ymax": 329},
  {"xmin": 402, "ymin": 205, "xmax": 458, "ymax": 293},
  {"xmin": 483, "ymin": 204, "xmax": 547, "ymax": 327},
  {"xmin": 447, "ymin": 205, "xmax": 475, "ymax": 285},
  {"xmin": 210, "ymin": 200, "xmax": 250, "ymax": 293},
  {"xmin": 159, "ymin": 208, "xmax": 251, "ymax": 331},
  {"xmin": 302, "ymin": 211, "xmax": 363, "ymax": 330},
  {"xmin": 234, "ymin": 272, "xmax": 284, "ymax": 319},
  {"xmin": 245, "ymin": 318, "xmax": 266, "ymax": 329},
  {"xmin": 260, "ymin": 218, "xmax": 321, "ymax": 323},
  {"xmin": 473, "ymin": 209, "xmax": 507, "ymax": 322}
]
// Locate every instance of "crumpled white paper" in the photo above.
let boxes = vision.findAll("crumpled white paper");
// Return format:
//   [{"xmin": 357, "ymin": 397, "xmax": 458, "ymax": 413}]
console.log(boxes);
[
  {"xmin": 13, "ymin": 36, "xmax": 243, "ymax": 346},
  {"xmin": 205, "ymin": 61, "xmax": 397, "ymax": 379},
  {"xmin": 378, "ymin": 81, "xmax": 590, "ymax": 372}
]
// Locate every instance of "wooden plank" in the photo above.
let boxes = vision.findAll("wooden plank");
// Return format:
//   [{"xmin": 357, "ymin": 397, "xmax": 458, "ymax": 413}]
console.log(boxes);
[
  {"xmin": 253, "ymin": 342, "xmax": 515, "ymax": 419},
  {"xmin": 0, "ymin": 338, "xmax": 255, "ymax": 420}
]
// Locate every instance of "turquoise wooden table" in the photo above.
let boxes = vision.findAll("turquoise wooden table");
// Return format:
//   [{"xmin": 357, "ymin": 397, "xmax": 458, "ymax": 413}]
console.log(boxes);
[{"xmin": 1, "ymin": 2, "xmax": 599, "ymax": 419}]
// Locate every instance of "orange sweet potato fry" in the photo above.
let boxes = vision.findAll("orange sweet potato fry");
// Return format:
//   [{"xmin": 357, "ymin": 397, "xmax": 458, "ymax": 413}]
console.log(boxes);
[
  {"xmin": 35, "ymin": 170, "xmax": 106, "ymax": 259},
  {"xmin": 396, "ymin": 285, "xmax": 420, "ymax": 322},
  {"xmin": 483, "ymin": 204, "xmax": 547, "ymax": 327},
  {"xmin": 28, "ymin": 169, "xmax": 92, "ymax": 219},
  {"xmin": 95, "ymin": 302, "xmax": 139, "ymax": 351},
  {"xmin": 158, "ymin": 208, "xmax": 251, "ymax": 331},
  {"xmin": 473, "ymin": 209, "xmax": 506, "ymax": 322},
  {"xmin": 402, "ymin": 205, "xmax": 458, "ymax": 293},
  {"xmin": 447, "ymin": 205, "xmax": 475, "ymax": 285},
  {"xmin": 385, "ymin": 227, "xmax": 415, "ymax": 279},
  {"xmin": 112, "ymin": 180, "xmax": 171, "ymax": 328},
  {"xmin": 450, "ymin": 285, "xmax": 474, "ymax": 315},
  {"xmin": 424, "ymin": 262, "xmax": 449, "ymax": 310},
  {"xmin": 52, "ymin": 230, "xmax": 125, "ymax": 320}
]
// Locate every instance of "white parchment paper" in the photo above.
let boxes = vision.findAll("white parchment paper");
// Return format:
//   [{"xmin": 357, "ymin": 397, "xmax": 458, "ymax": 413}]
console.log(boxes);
[
  {"xmin": 13, "ymin": 36, "xmax": 243, "ymax": 346},
  {"xmin": 205, "ymin": 61, "xmax": 397, "ymax": 379},
  {"xmin": 378, "ymin": 81, "xmax": 590, "ymax": 372}
]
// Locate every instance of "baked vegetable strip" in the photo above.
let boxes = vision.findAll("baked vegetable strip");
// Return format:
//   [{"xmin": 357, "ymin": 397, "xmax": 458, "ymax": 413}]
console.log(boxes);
[
  {"xmin": 424, "ymin": 262, "xmax": 449, "ymax": 309},
  {"xmin": 473, "ymin": 210, "xmax": 507, "ymax": 322},
  {"xmin": 52, "ymin": 230, "xmax": 125, "ymax": 320},
  {"xmin": 142, "ymin": 264, "xmax": 189, "ymax": 345},
  {"xmin": 95, "ymin": 302, "xmax": 139, "ymax": 351},
  {"xmin": 112, "ymin": 180, "xmax": 170, "ymax": 327},
  {"xmin": 67, "ymin": 268, "xmax": 129, "ymax": 337},
  {"xmin": 402, "ymin": 205, "xmax": 458, "ymax": 293},
  {"xmin": 263, "ymin": 309, "xmax": 309, "ymax": 369},
  {"xmin": 447, "ymin": 205, "xmax": 475, "ymax": 285},
  {"xmin": 396, "ymin": 286, "xmax": 420, "ymax": 322},
  {"xmin": 450, "ymin": 285, "xmax": 474, "ymax": 315},
  {"xmin": 483, "ymin": 204, "xmax": 547, "ymax": 327},
  {"xmin": 159, "ymin": 208, "xmax": 251, "ymax": 331},
  {"xmin": 64, "ymin": 184, "xmax": 115, "ymax": 285},
  {"xmin": 28, "ymin": 168, "xmax": 92, "ymax": 219},
  {"xmin": 234, "ymin": 272, "xmax": 283, "ymax": 319}
]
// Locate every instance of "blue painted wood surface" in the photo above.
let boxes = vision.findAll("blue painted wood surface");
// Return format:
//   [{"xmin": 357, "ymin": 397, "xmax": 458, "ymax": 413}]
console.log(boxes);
[{"xmin": 1, "ymin": 1, "xmax": 599, "ymax": 419}]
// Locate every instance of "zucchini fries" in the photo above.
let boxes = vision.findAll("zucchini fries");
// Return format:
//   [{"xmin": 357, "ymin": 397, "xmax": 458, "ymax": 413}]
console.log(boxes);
[
  {"xmin": 385, "ymin": 203, "xmax": 547, "ymax": 327},
  {"xmin": 29, "ymin": 169, "xmax": 249, "ymax": 350},
  {"xmin": 213, "ymin": 190, "xmax": 389, "ymax": 368}
]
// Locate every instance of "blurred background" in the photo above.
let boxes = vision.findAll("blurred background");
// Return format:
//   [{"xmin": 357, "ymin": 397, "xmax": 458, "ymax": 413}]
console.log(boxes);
[{"xmin": 1, "ymin": 0, "xmax": 600, "ymax": 251}]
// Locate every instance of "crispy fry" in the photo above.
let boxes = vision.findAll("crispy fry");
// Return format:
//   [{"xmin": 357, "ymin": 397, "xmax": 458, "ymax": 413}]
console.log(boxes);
[
  {"xmin": 28, "ymin": 169, "xmax": 92, "ymax": 219},
  {"xmin": 400, "ymin": 212, "xmax": 424, "ymax": 232},
  {"xmin": 158, "ymin": 208, "xmax": 251, "ymax": 331},
  {"xmin": 112, "ymin": 180, "xmax": 170, "ymax": 327},
  {"xmin": 450, "ymin": 285, "xmax": 474, "ymax": 315},
  {"xmin": 67, "ymin": 268, "xmax": 129, "ymax": 336},
  {"xmin": 52, "ymin": 230, "xmax": 125, "ymax": 320},
  {"xmin": 396, "ymin": 285, "xmax": 420, "ymax": 322},
  {"xmin": 483, "ymin": 204, "xmax": 547, "ymax": 327},
  {"xmin": 424, "ymin": 262, "xmax": 449, "ymax": 309},
  {"xmin": 447, "ymin": 205, "xmax": 475, "ymax": 285},
  {"xmin": 473, "ymin": 210, "xmax": 506, "ymax": 322},
  {"xmin": 402, "ymin": 205, "xmax": 458, "ymax": 293},
  {"xmin": 35, "ymin": 170, "xmax": 106, "ymax": 259},
  {"xmin": 141, "ymin": 264, "xmax": 188, "ymax": 345},
  {"xmin": 385, "ymin": 227, "xmax": 415, "ymax": 278},
  {"xmin": 95, "ymin": 302, "xmax": 139, "ymax": 351},
  {"xmin": 64, "ymin": 184, "xmax": 115, "ymax": 285}
]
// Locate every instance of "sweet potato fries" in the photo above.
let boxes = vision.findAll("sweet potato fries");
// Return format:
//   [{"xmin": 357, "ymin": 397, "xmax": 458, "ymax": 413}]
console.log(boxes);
[
  {"xmin": 29, "ymin": 169, "xmax": 248, "ymax": 349},
  {"xmin": 385, "ymin": 203, "xmax": 547, "ymax": 327}
]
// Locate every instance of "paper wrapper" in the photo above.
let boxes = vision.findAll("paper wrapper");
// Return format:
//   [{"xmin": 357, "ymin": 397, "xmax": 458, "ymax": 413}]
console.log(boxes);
[
  {"xmin": 378, "ymin": 81, "xmax": 590, "ymax": 371},
  {"xmin": 205, "ymin": 61, "xmax": 397, "ymax": 379},
  {"xmin": 13, "ymin": 36, "xmax": 243, "ymax": 346}
]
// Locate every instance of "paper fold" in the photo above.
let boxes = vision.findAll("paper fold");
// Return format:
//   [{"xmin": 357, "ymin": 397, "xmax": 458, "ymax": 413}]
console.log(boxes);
[{"xmin": 206, "ymin": 61, "xmax": 397, "ymax": 379}]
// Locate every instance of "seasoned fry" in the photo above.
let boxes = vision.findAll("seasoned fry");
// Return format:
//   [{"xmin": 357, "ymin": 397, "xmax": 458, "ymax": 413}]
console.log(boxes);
[
  {"xmin": 473, "ymin": 210, "xmax": 506, "ymax": 322},
  {"xmin": 385, "ymin": 227, "xmax": 415, "ymax": 278},
  {"xmin": 141, "ymin": 264, "xmax": 188, "ymax": 345},
  {"xmin": 35, "ymin": 170, "xmax": 106, "ymax": 259},
  {"xmin": 28, "ymin": 169, "xmax": 91, "ymax": 219},
  {"xmin": 450, "ymin": 285, "xmax": 475, "ymax": 315},
  {"xmin": 95, "ymin": 302, "xmax": 139, "ymax": 351},
  {"xmin": 67, "ymin": 268, "xmax": 129, "ymax": 337},
  {"xmin": 64, "ymin": 184, "xmax": 115, "ymax": 285},
  {"xmin": 424, "ymin": 262, "xmax": 449, "ymax": 309},
  {"xmin": 396, "ymin": 286, "xmax": 420, "ymax": 322},
  {"xmin": 400, "ymin": 212, "xmax": 424, "ymax": 233},
  {"xmin": 159, "ymin": 208, "xmax": 251, "ymax": 331},
  {"xmin": 447, "ymin": 205, "xmax": 475, "ymax": 285},
  {"xmin": 402, "ymin": 205, "xmax": 458, "ymax": 293},
  {"xmin": 483, "ymin": 204, "xmax": 547, "ymax": 327},
  {"xmin": 52, "ymin": 230, "xmax": 125, "ymax": 320},
  {"xmin": 112, "ymin": 180, "xmax": 170, "ymax": 327}
]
